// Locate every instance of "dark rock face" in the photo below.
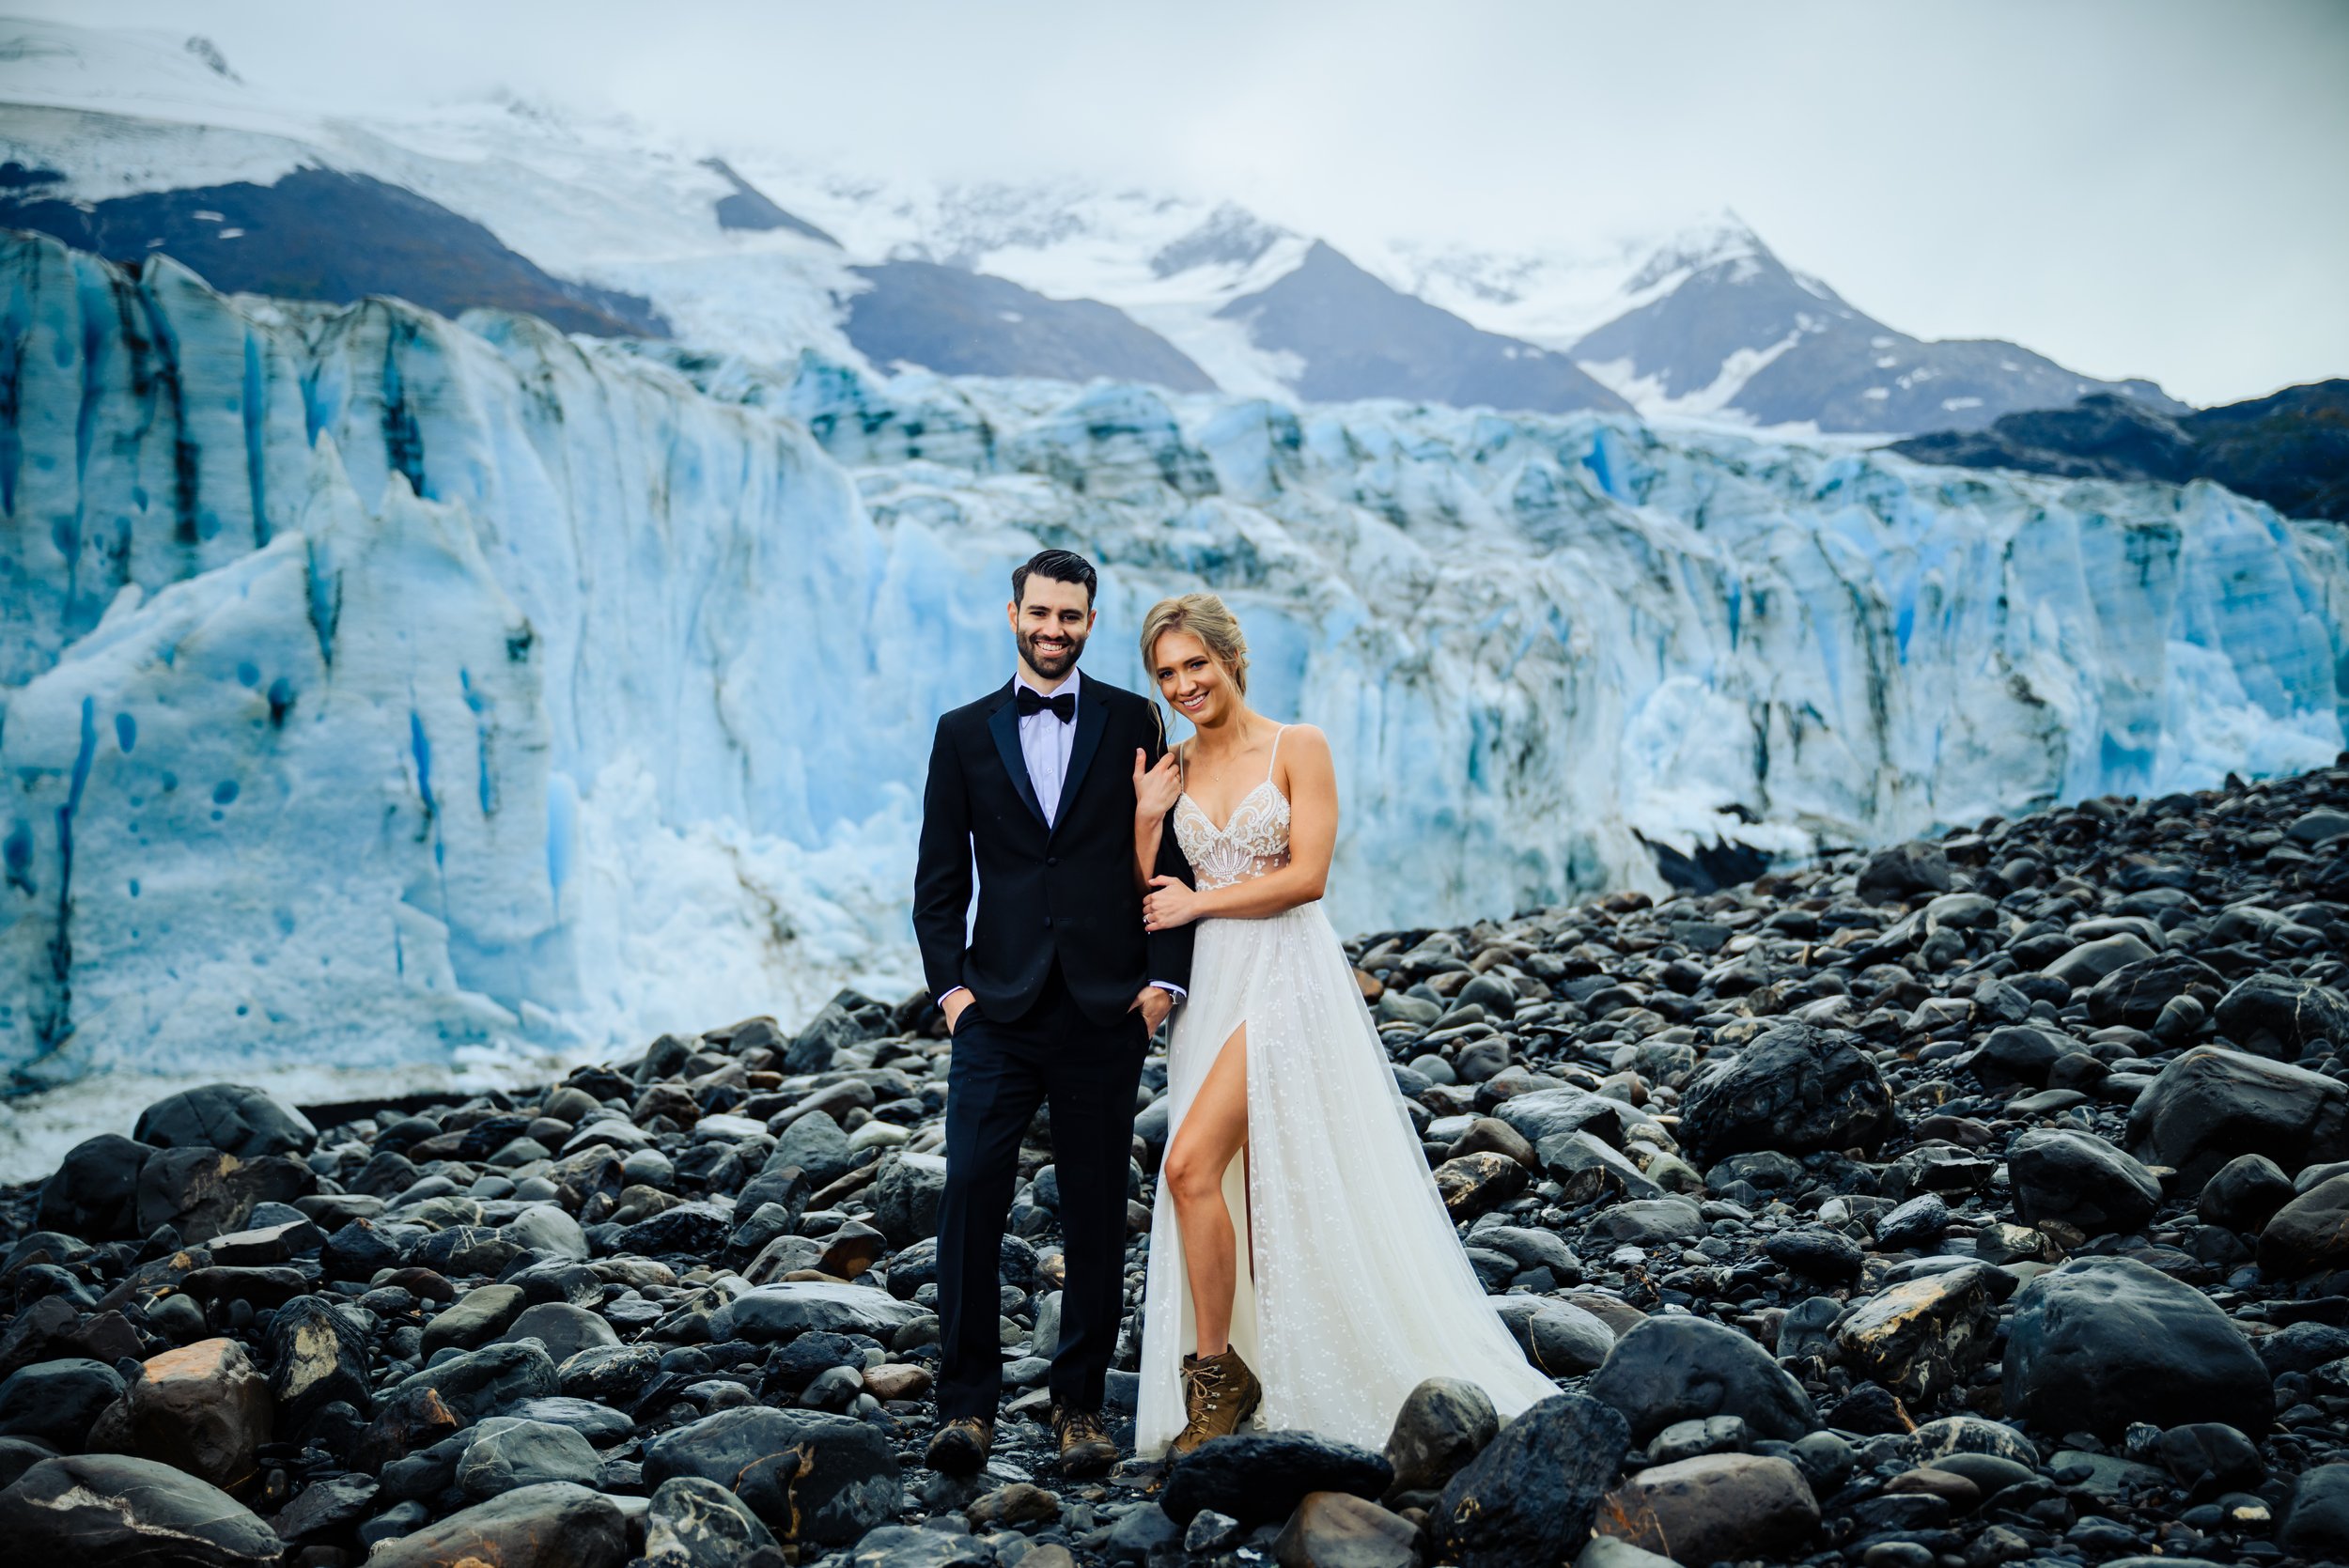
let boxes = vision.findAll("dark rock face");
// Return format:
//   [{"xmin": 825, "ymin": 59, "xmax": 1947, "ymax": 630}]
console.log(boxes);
[
  {"xmin": 2126, "ymin": 1046, "xmax": 2349, "ymax": 1190},
  {"xmin": 2197, "ymin": 1152, "xmax": 2295, "ymax": 1231},
  {"xmin": 387, "ymin": 1342, "xmax": 558, "ymax": 1427},
  {"xmin": 2003, "ymin": 1257, "xmax": 2272, "ymax": 1436},
  {"xmin": 2087, "ymin": 953, "xmax": 2226, "ymax": 1030},
  {"xmin": 0, "ymin": 1357, "xmax": 125, "ymax": 1451},
  {"xmin": 870, "ymin": 1151, "xmax": 947, "ymax": 1245},
  {"xmin": 2006, "ymin": 1128, "xmax": 2163, "ymax": 1234},
  {"xmin": 1382, "ymin": 1376, "xmax": 1498, "ymax": 1495},
  {"xmin": 641, "ymin": 1405, "xmax": 899, "ymax": 1544},
  {"xmin": 645, "ymin": 1473, "xmax": 781, "ymax": 1564},
  {"xmin": 0, "ymin": 1452, "xmax": 284, "ymax": 1565},
  {"xmin": 1855, "ymin": 841, "xmax": 1952, "ymax": 904},
  {"xmin": 1161, "ymin": 1431, "xmax": 1392, "ymax": 1526},
  {"xmin": 1586, "ymin": 1315, "xmax": 1816, "ymax": 1442},
  {"xmin": 2279, "ymin": 1463, "xmax": 2349, "ymax": 1560},
  {"xmin": 2215, "ymin": 971, "xmax": 2349, "ymax": 1056},
  {"xmin": 132, "ymin": 1083, "xmax": 318, "ymax": 1159},
  {"xmin": 34, "ymin": 1134, "xmax": 152, "ymax": 1240},
  {"xmin": 1429, "ymin": 1393, "xmax": 1629, "ymax": 1568},
  {"xmin": 362, "ymin": 1480, "xmax": 630, "ymax": 1568},
  {"xmin": 2256, "ymin": 1172, "xmax": 2349, "ymax": 1276},
  {"xmin": 1676, "ymin": 1023, "xmax": 1898, "ymax": 1161},
  {"xmin": 1598, "ymin": 1452, "xmax": 1820, "ymax": 1564},
  {"xmin": 133, "ymin": 1147, "xmax": 314, "ymax": 1244}
]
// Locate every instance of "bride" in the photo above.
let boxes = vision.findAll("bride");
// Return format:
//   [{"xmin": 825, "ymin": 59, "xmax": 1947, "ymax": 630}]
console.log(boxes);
[{"xmin": 1126, "ymin": 592, "xmax": 1558, "ymax": 1458}]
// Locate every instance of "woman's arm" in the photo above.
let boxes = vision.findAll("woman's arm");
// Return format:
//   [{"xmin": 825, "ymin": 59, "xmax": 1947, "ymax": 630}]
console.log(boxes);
[
  {"xmin": 1133, "ymin": 744, "xmax": 1182, "ymax": 893},
  {"xmin": 1144, "ymin": 726, "xmax": 1335, "ymax": 925}
]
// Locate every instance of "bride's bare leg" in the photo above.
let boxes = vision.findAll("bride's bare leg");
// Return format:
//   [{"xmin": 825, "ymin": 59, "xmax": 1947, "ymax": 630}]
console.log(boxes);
[{"xmin": 1161, "ymin": 1024, "xmax": 1250, "ymax": 1358}]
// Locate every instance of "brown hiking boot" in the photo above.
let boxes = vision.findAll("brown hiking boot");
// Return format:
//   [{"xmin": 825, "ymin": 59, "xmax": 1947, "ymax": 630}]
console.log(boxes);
[
  {"xmin": 1051, "ymin": 1404, "xmax": 1119, "ymax": 1476},
  {"xmin": 1170, "ymin": 1347, "xmax": 1262, "ymax": 1457},
  {"xmin": 925, "ymin": 1415, "xmax": 993, "ymax": 1474}
]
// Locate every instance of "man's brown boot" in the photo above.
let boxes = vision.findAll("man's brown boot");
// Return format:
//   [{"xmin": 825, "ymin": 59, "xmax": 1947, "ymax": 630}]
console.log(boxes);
[
  {"xmin": 1170, "ymin": 1346, "xmax": 1262, "ymax": 1457},
  {"xmin": 925, "ymin": 1415, "xmax": 993, "ymax": 1474},
  {"xmin": 1051, "ymin": 1405, "xmax": 1119, "ymax": 1476}
]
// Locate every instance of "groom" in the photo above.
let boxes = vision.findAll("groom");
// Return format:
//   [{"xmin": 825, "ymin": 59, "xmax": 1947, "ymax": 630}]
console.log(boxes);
[{"xmin": 912, "ymin": 548, "xmax": 1196, "ymax": 1476}]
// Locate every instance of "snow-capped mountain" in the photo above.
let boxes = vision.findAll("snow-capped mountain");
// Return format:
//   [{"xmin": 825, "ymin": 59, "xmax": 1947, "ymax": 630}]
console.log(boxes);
[{"xmin": 0, "ymin": 18, "xmax": 2171, "ymax": 433}]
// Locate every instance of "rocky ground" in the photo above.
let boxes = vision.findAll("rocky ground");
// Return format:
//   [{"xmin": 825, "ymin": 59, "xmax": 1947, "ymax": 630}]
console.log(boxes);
[{"xmin": 5, "ymin": 761, "xmax": 2349, "ymax": 1568}]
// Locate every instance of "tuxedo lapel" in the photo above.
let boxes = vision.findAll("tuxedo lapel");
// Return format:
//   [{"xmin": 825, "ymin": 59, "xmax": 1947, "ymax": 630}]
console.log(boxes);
[
  {"xmin": 986, "ymin": 685, "xmax": 1049, "ymax": 829},
  {"xmin": 1054, "ymin": 685, "xmax": 1109, "ymax": 837}
]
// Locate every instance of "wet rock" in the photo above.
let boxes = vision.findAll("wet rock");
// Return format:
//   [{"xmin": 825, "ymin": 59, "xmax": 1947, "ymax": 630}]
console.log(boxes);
[
  {"xmin": 557, "ymin": 1342, "xmax": 662, "ymax": 1404},
  {"xmin": 1538, "ymin": 1130, "xmax": 1666, "ymax": 1203},
  {"xmin": 2004, "ymin": 1256, "xmax": 2271, "ymax": 1436},
  {"xmin": 1430, "ymin": 1392, "xmax": 1629, "ymax": 1568},
  {"xmin": 1650, "ymin": 1415, "xmax": 1748, "ymax": 1464},
  {"xmin": 1857, "ymin": 842, "xmax": 1952, "ymax": 904},
  {"xmin": 714, "ymin": 1281, "xmax": 932, "ymax": 1343},
  {"xmin": 494, "ymin": 1302, "xmax": 618, "ymax": 1364},
  {"xmin": 1834, "ymin": 1264, "xmax": 2000, "ymax": 1404},
  {"xmin": 1676, "ymin": 1022, "xmax": 1899, "ymax": 1162},
  {"xmin": 871, "ymin": 1151, "xmax": 948, "ymax": 1245},
  {"xmin": 421, "ymin": 1282, "xmax": 527, "ymax": 1355},
  {"xmin": 1597, "ymin": 1452, "xmax": 1819, "ymax": 1565},
  {"xmin": 771, "ymin": 1110, "xmax": 854, "ymax": 1188},
  {"xmin": 2214, "ymin": 972, "xmax": 2349, "ymax": 1057},
  {"xmin": 2279, "ymin": 1463, "xmax": 2349, "ymax": 1560},
  {"xmin": 1432, "ymin": 1152, "xmax": 1529, "ymax": 1219},
  {"xmin": 2126, "ymin": 1046, "xmax": 2349, "ymax": 1190},
  {"xmin": 2008, "ymin": 1128, "xmax": 2163, "ymax": 1235},
  {"xmin": 2197, "ymin": 1153, "xmax": 2295, "ymax": 1232},
  {"xmin": 1588, "ymin": 1197, "xmax": 1703, "ymax": 1245},
  {"xmin": 267, "ymin": 1470, "xmax": 380, "ymax": 1544},
  {"xmin": 1489, "ymin": 1296, "xmax": 1615, "ymax": 1374},
  {"xmin": 642, "ymin": 1405, "xmax": 899, "ymax": 1544},
  {"xmin": 388, "ymin": 1341, "xmax": 559, "ymax": 1427},
  {"xmin": 645, "ymin": 1474, "xmax": 781, "ymax": 1565},
  {"xmin": 2044, "ymin": 931, "xmax": 2157, "ymax": 988},
  {"xmin": 0, "ymin": 1452, "xmax": 283, "ymax": 1565},
  {"xmin": 34, "ymin": 1134, "xmax": 152, "ymax": 1241},
  {"xmin": 1764, "ymin": 1228, "xmax": 1863, "ymax": 1281},
  {"xmin": 848, "ymin": 1525, "xmax": 992, "ymax": 1566},
  {"xmin": 1872, "ymin": 1192, "xmax": 1951, "ymax": 1250},
  {"xmin": 2155, "ymin": 1422, "xmax": 2263, "ymax": 1498},
  {"xmin": 1272, "ymin": 1490, "xmax": 1420, "ymax": 1568},
  {"xmin": 134, "ymin": 1147, "xmax": 314, "ymax": 1244},
  {"xmin": 0, "ymin": 1357, "xmax": 125, "ymax": 1451},
  {"xmin": 1162, "ymin": 1431, "xmax": 1392, "ymax": 1526},
  {"xmin": 1587, "ymin": 1314, "xmax": 1816, "ymax": 1443},
  {"xmin": 132, "ymin": 1083, "xmax": 318, "ymax": 1159},
  {"xmin": 365, "ymin": 1480, "xmax": 629, "ymax": 1568},
  {"xmin": 125, "ymin": 1337, "xmax": 272, "ymax": 1490},
  {"xmin": 2089, "ymin": 953, "xmax": 2226, "ymax": 1031},
  {"xmin": 2255, "ymin": 1172, "xmax": 2349, "ymax": 1276},
  {"xmin": 1382, "ymin": 1376, "xmax": 1498, "ymax": 1495},
  {"xmin": 454, "ymin": 1416, "xmax": 602, "ymax": 1498}
]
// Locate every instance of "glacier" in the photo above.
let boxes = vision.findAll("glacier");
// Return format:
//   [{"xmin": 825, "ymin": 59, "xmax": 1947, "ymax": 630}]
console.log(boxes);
[{"xmin": 2, "ymin": 227, "xmax": 2345, "ymax": 1175}]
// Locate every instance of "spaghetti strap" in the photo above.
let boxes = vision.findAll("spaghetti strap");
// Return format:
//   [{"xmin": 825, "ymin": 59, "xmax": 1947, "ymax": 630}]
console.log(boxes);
[{"xmin": 1265, "ymin": 724, "xmax": 1287, "ymax": 782}]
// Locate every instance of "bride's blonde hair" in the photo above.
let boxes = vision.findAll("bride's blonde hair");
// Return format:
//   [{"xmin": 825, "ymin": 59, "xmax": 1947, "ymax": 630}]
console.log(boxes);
[{"xmin": 1140, "ymin": 593, "xmax": 1250, "ymax": 695}]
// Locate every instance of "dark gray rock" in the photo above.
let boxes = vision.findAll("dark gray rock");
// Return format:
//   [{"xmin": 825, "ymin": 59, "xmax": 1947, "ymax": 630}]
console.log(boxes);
[
  {"xmin": 2255, "ymin": 1320, "xmax": 2349, "ymax": 1375},
  {"xmin": 2008, "ymin": 1128, "xmax": 2163, "ymax": 1234},
  {"xmin": 0, "ymin": 1453, "xmax": 283, "ymax": 1565},
  {"xmin": 267, "ymin": 1470, "xmax": 380, "ymax": 1543},
  {"xmin": 1488, "ymin": 1295, "xmax": 1614, "ymax": 1374},
  {"xmin": 494, "ymin": 1302, "xmax": 618, "ymax": 1365},
  {"xmin": 1383, "ymin": 1376, "xmax": 1499, "ymax": 1495},
  {"xmin": 364, "ymin": 1480, "xmax": 629, "ymax": 1568},
  {"xmin": 1598, "ymin": 1452, "xmax": 1821, "ymax": 1565},
  {"xmin": 267, "ymin": 1296, "xmax": 371, "ymax": 1427},
  {"xmin": 388, "ymin": 1341, "xmax": 559, "ymax": 1426},
  {"xmin": 1676, "ymin": 1023, "xmax": 1899, "ymax": 1162},
  {"xmin": 1587, "ymin": 1197, "xmax": 1703, "ymax": 1245},
  {"xmin": 2197, "ymin": 1153, "xmax": 2295, "ymax": 1232},
  {"xmin": 1586, "ymin": 1314, "xmax": 1816, "ymax": 1443},
  {"xmin": 642, "ymin": 1405, "xmax": 899, "ymax": 1544},
  {"xmin": 645, "ymin": 1474, "xmax": 780, "ymax": 1565},
  {"xmin": 34, "ymin": 1134, "xmax": 152, "ymax": 1241},
  {"xmin": 2256, "ymin": 1172, "xmax": 2349, "ymax": 1276},
  {"xmin": 1160, "ymin": 1431, "xmax": 1392, "ymax": 1525},
  {"xmin": 455, "ymin": 1416, "xmax": 603, "ymax": 1498},
  {"xmin": 0, "ymin": 1356, "xmax": 125, "ymax": 1451},
  {"xmin": 770, "ymin": 1111, "xmax": 853, "ymax": 1188},
  {"xmin": 1872, "ymin": 1193, "xmax": 1951, "ymax": 1250},
  {"xmin": 2279, "ymin": 1463, "xmax": 2349, "ymax": 1561},
  {"xmin": 2126, "ymin": 1046, "xmax": 2349, "ymax": 1190},
  {"xmin": 1856, "ymin": 842, "xmax": 1952, "ymax": 904},
  {"xmin": 132, "ymin": 1083, "xmax": 317, "ymax": 1159},
  {"xmin": 1763, "ymin": 1228, "xmax": 1863, "ymax": 1281},
  {"xmin": 870, "ymin": 1152, "xmax": 947, "ymax": 1246},
  {"xmin": 555, "ymin": 1343, "xmax": 663, "ymax": 1404},
  {"xmin": 134, "ymin": 1146, "xmax": 314, "ymax": 1245},
  {"xmin": 1972, "ymin": 1026, "xmax": 2087, "ymax": 1087},
  {"xmin": 1430, "ymin": 1392, "xmax": 1630, "ymax": 1568},
  {"xmin": 714, "ymin": 1281, "xmax": 930, "ymax": 1343},
  {"xmin": 2088, "ymin": 953, "xmax": 2226, "ymax": 1031},
  {"xmin": 2214, "ymin": 971, "xmax": 2349, "ymax": 1056},
  {"xmin": 2003, "ymin": 1256, "xmax": 2271, "ymax": 1436}
]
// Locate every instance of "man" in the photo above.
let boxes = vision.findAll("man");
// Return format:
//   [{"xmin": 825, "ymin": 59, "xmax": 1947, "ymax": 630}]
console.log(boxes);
[{"xmin": 912, "ymin": 548, "xmax": 1195, "ymax": 1476}]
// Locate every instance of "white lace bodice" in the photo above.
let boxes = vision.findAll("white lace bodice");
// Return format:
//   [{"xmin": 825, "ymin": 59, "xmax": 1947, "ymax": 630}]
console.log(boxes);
[{"xmin": 1172, "ymin": 729, "xmax": 1292, "ymax": 892}]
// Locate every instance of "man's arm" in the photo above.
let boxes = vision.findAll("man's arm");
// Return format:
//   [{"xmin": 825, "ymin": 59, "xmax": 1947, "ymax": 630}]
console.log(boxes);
[{"xmin": 912, "ymin": 715, "xmax": 973, "ymax": 1006}]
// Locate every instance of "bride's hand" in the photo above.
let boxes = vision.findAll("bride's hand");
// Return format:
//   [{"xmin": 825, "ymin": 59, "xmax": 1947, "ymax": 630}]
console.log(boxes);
[
  {"xmin": 1143, "ymin": 874, "xmax": 1202, "ymax": 931},
  {"xmin": 1133, "ymin": 748, "xmax": 1182, "ymax": 819}
]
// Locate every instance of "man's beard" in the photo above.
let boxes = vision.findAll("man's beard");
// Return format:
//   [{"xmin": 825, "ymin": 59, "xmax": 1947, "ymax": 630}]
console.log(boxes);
[{"xmin": 1020, "ymin": 625, "xmax": 1086, "ymax": 680}]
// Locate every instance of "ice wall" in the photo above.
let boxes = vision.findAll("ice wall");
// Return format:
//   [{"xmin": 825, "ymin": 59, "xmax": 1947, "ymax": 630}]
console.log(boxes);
[{"xmin": 3, "ymin": 229, "xmax": 2343, "ymax": 1163}]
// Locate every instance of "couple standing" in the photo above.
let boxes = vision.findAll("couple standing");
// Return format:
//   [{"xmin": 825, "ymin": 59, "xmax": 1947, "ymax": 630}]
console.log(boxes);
[{"xmin": 910, "ymin": 549, "xmax": 1553, "ymax": 1477}]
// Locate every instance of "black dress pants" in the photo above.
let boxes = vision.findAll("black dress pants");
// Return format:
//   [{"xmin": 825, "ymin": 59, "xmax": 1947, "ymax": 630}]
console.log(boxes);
[{"xmin": 934, "ymin": 960, "xmax": 1147, "ymax": 1421}]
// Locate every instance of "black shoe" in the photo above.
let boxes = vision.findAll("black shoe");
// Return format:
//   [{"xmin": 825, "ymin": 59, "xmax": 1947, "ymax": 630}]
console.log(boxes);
[
  {"xmin": 925, "ymin": 1415, "xmax": 994, "ymax": 1474},
  {"xmin": 1051, "ymin": 1404, "xmax": 1119, "ymax": 1476}
]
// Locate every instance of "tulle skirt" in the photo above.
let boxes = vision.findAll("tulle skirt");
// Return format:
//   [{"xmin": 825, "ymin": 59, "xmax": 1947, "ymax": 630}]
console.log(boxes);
[{"xmin": 1134, "ymin": 900, "xmax": 1560, "ymax": 1454}]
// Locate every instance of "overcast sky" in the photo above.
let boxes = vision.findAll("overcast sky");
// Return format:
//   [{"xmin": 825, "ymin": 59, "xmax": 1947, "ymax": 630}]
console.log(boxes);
[{"xmin": 27, "ymin": 0, "xmax": 2348, "ymax": 406}]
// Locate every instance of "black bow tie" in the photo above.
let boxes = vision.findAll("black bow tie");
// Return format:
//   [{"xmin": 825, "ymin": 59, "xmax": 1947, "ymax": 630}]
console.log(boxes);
[{"xmin": 1017, "ymin": 687, "xmax": 1076, "ymax": 723}]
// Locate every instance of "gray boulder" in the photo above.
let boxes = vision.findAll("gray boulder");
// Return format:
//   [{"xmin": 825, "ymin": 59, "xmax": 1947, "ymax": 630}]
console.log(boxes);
[{"xmin": 1586, "ymin": 1315, "xmax": 1816, "ymax": 1443}]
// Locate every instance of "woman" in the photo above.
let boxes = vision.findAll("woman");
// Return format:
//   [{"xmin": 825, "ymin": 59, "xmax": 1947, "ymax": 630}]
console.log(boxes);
[{"xmin": 1127, "ymin": 592, "xmax": 1558, "ymax": 1458}]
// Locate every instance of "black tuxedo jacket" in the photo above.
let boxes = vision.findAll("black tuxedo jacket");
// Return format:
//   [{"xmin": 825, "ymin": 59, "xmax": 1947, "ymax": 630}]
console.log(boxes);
[{"xmin": 914, "ymin": 675, "xmax": 1195, "ymax": 1026}]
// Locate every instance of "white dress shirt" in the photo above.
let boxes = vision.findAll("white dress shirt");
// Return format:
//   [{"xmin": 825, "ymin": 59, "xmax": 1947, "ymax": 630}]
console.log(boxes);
[{"xmin": 939, "ymin": 667, "xmax": 1184, "ymax": 1016}]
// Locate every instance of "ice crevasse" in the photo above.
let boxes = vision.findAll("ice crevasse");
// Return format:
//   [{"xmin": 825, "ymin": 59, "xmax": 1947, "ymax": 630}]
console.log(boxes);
[{"xmin": 1, "ymin": 230, "xmax": 2343, "ymax": 1167}]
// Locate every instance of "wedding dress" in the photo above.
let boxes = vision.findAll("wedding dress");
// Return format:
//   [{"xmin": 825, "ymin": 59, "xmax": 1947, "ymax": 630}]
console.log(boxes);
[{"xmin": 1134, "ymin": 728, "xmax": 1559, "ymax": 1455}]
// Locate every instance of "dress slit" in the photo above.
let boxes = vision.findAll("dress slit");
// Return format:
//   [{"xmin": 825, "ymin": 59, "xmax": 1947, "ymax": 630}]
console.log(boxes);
[{"xmin": 1167, "ymin": 1017, "xmax": 1265, "ymax": 1371}]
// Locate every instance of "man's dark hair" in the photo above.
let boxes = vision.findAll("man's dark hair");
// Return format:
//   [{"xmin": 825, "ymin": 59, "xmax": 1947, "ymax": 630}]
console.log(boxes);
[{"xmin": 1012, "ymin": 548, "xmax": 1097, "ymax": 608}]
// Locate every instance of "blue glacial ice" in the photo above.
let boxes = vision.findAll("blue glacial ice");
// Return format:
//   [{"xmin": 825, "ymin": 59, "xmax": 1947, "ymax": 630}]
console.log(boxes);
[{"xmin": 1, "ymin": 230, "xmax": 2342, "ymax": 1172}]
